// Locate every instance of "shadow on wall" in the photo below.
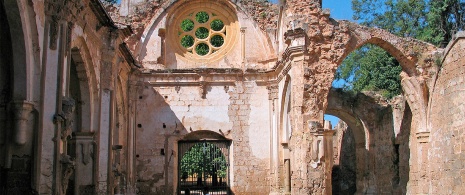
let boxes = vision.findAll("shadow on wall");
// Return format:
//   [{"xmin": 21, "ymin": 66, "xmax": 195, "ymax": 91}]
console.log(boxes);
[
  {"xmin": 136, "ymin": 88, "xmax": 186, "ymax": 195},
  {"xmin": 332, "ymin": 125, "xmax": 357, "ymax": 195},
  {"xmin": 393, "ymin": 103, "xmax": 411, "ymax": 194}
]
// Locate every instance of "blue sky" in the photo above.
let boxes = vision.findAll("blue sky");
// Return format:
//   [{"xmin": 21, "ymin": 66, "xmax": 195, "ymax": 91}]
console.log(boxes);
[
  {"xmin": 322, "ymin": 0, "xmax": 353, "ymax": 128},
  {"xmin": 322, "ymin": 0, "xmax": 354, "ymax": 20}
]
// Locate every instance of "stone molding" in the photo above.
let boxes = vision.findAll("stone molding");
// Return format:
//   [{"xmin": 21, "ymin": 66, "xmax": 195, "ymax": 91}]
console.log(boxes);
[{"xmin": 416, "ymin": 131, "xmax": 430, "ymax": 143}]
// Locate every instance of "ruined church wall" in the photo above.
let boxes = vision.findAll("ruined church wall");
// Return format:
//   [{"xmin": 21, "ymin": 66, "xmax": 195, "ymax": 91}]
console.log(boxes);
[
  {"xmin": 138, "ymin": 0, "xmax": 276, "ymax": 70},
  {"xmin": 427, "ymin": 34, "xmax": 465, "ymax": 194},
  {"xmin": 135, "ymin": 80, "xmax": 272, "ymax": 194}
]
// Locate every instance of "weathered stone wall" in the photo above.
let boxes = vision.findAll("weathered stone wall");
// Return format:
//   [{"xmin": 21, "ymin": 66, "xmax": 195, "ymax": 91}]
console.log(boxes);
[
  {"xmin": 327, "ymin": 90, "xmax": 412, "ymax": 194},
  {"xmin": 332, "ymin": 121, "xmax": 357, "ymax": 195},
  {"xmin": 427, "ymin": 33, "xmax": 465, "ymax": 194},
  {"xmin": 135, "ymin": 76, "xmax": 272, "ymax": 194}
]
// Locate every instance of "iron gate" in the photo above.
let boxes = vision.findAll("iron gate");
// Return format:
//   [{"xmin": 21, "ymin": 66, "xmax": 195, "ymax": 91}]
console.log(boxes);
[{"xmin": 178, "ymin": 140, "xmax": 231, "ymax": 195}]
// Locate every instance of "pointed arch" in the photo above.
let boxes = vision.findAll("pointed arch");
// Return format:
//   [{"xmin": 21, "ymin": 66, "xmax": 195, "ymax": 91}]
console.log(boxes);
[
  {"xmin": 70, "ymin": 37, "xmax": 99, "ymax": 132},
  {"xmin": 279, "ymin": 75, "xmax": 292, "ymax": 144}
]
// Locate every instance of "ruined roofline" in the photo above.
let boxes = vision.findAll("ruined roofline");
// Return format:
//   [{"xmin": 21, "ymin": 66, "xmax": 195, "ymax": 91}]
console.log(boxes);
[
  {"xmin": 90, "ymin": 0, "xmax": 134, "ymax": 38},
  {"xmin": 89, "ymin": 0, "xmax": 117, "ymax": 29},
  {"xmin": 441, "ymin": 31, "xmax": 465, "ymax": 63}
]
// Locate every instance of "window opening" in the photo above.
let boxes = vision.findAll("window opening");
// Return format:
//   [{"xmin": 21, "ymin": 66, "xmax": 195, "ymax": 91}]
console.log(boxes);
[{"xmin": 179, "ymin": 11, "xmax": 226, "ymax": 56}]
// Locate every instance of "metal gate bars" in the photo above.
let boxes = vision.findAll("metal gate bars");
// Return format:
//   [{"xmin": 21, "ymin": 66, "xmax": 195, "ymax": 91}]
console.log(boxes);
[{"xmin": 178, "ymin": 140, "xmax": 231, "ymax": 195}]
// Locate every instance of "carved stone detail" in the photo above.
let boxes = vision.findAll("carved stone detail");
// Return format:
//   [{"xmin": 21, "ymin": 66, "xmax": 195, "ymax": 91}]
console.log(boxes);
[
  {"xmin": 81, "ymin": 142, "xmax": 93, "ymax": 165},
  {"xmin": 54, "ymin": 97, "xmax": 76, "ymax": 140},
  {"xmin": 267, "ymin": 84, "xmax": 279, "ymax": 100},
  {"xmin": 60, "ymin": 154, "xmax": 75, "ymax": 195},
  {"xmin": 44, "ymin": 0, "xmax": 84, "ymax": 49},
  {"xmin": 199, "ymin": 81, "xmax": 207, "ymax": 99}
]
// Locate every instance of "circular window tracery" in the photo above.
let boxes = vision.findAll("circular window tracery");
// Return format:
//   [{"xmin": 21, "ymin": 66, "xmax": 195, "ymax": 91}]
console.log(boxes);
[
  {"xmin": 168, "ymin": 2, "xmax": 238, "ymax": 62},
  {"xmin": 179, "ymin": 10, "xmax": 227, "ymax": 56}
]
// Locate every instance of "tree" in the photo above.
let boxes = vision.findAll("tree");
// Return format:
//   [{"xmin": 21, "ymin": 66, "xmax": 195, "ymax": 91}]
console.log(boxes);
[
  {"xmin": 180, "ymin": 142, "xmax": 228, "ymax": 184},
  {"xmin": 335, "ymin": 0, "xmax": 465, "ymax": 98},
  {"xmin": 335, "ymin": 45, "xmax": 402, "ymax": 98}
]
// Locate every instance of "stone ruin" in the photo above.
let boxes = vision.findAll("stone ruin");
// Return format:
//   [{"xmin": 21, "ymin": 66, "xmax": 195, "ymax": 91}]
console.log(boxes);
[{"xmin": 0, "ymin": 0, "xmax": 464, "ymax": 194}]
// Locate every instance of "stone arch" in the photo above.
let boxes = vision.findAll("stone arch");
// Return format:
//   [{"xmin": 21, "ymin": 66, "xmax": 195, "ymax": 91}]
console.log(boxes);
[
  {"xmin": 2, "ymin": 0, "xmax": 39, "ymax": 101},
  {"xmin": 325, "ymin": 89, "xmax": 373, "ymax": 194},
  {"xmin": 181, "ymin": 130, "xmax": 229, "ymax": 141},
  {"xmin": 114, "ymin": 75, "xmax": 128, "ymax": 145},
  {"xmin": 70, "ymin": 38, "xmax": 99, "ymax": 132},
  {"xmin": 328, "ymin": 22, "xmax": 438, "ymax": 135},
  {"xmin": 336, "ymin": 22, "xmax": 437, "ymax": 77},
  {"xmin": 279, "ymin": 75, "xmax": 292, "ymax": 143}
]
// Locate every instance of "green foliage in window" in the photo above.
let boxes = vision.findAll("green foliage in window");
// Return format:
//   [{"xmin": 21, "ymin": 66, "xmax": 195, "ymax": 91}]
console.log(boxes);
[
  {"xmin": 180, "ymin": 142, "xmax": 228, "ymax": 179},
  {"xmin": 181, "ymin": 35, "xmax": 194, "ymax": 48},
  {"xmin": 210, "ymin": 35, "xmax": 224, "ymax": 47},
  {"xmin": 196, "ymin": 43, "xmax": 210, "ymax": 56},
  {"xmin": 195, "ymin": 27, "xmax": 209, "ymax": 39},
  {"xmin": 181, "ymin": 19, "xmax": 194, "ymax": 32},
  {"xmin": 196, "ymin": 11, "xmax": 209, "ymax": 23},
  {"xmin": 211, "ymin": 20, "xmax": 224, "ymax": 31}
]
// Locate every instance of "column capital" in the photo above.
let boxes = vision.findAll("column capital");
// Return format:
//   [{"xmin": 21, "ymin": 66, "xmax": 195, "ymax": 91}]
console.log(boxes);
[{"xmin": 9, "ymin": 101, "xmax": 34, "ymax": 145}]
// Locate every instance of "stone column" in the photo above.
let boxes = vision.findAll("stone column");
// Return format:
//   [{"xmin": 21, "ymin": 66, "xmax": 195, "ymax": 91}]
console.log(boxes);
[
  {"xmin": 71, "ymin": 132, "xmax": 96, "ymax": 194},
  {"xmin": 97, "ymin": 89, "xmax": 112, "ymax": 194},
  {"xmin": 9, "ymin": 101, "xmax": 34, "ymax": 146},
  {"xmin": 126, "ymin": 79, "xmax": 140, "ymax": 193},
  {"xmin": 322, "ymin": 121, "xmax": 335, "ymax": 195},
  {"xmin": 157, "ymin": 28, "xmax": 165, "ymax": 64},
  {"xmin": 241, "ymin": 27, "xmax": 246, "ymax": 67},
  {"xmin": 97, "ymin": 28, "xmax": 118, "ymax": 194},
  {"xmin": 415, "ymin": 131, "xmax": 430, "ymax": 194},
  {"xmin": 283, "ymin": 145, "xmax": 291, "ymax": 195},
  {"xmin": 267, "ymin": 84, "xmax": 279, "ymax": 193},
  {"xmin": 36, "ymin": 13, "xmax": 70, "ymax": 194},
  {"xmin": 309, "ymin": 120, "xmax": 335, "ymax": 195}
]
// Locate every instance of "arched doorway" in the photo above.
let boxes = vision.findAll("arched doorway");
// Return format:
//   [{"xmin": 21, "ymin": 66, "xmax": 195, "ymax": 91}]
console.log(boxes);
[{"xmin": 177, "ymin": 131, "xmax": 231, "ymax": 195}]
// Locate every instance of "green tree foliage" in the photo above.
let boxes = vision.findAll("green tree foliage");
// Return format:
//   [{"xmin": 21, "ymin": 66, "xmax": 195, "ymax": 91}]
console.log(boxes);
[
  {"xmin": 180, "ymin": 142, "xmax": 227, "ymax": 180},
  {"xmin": 336, "ymin": 45, "xmax": 402, "ymax": 98},
  {"xmin": 336, "ymin": 0, "xmax": 465, "ymax": 98}
]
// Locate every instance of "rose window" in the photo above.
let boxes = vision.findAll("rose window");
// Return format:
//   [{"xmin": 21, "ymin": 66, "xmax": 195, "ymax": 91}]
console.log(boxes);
[
  {"xmin": 167, "ymin": 2, "xmax": 238, "ymax": 63},
  {"xmin": 179, "ymin": 11, "xmax": 227, "ymax": 56}
]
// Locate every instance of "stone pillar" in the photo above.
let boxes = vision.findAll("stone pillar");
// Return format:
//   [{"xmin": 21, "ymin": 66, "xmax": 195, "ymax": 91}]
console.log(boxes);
[
  {"xmin": 97, "ymin": 28, "xmax": 119, "ymax": 194},
  {"xmin": 322, "ymin": 121, "xmax": 335, "ymax": 195},
  {"xmin": 36, "ymin": 12, "xmax": 71, "ymax": 193},
  {"xmin": 126, "ymin": 79, "xmax": 139, "ymax": 193},
  {"xmin": 97, "ymin": 89, "xmax": 112, "ymax": 194},
  {"xmin": 157, "ymin": 28, "xmax": 165, "ymax": 64},
  {"xmin": 283, "ymin": 145, "xmax": 291, "ymax": 195},
  {"xmin": 9, "ymin": 101, "xmax": 34, "ymax": 146},
  {"xmin": 241, "ymin": 27, "xmax": 246, "ymax": 67},
  {"xmin": 309, "ymin": 120, "xmax": 335, "ymax": 195},
  {"xmin": 71, "ymin": 132, "xmax": 96, "ymax": 194},
  {"xmin": 267, "ymin": 84, "xmax": 279, "ymax": 193},
  {"xmin": 415, "ymin": 131, "xmax": 430, "ymax": 194}
]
